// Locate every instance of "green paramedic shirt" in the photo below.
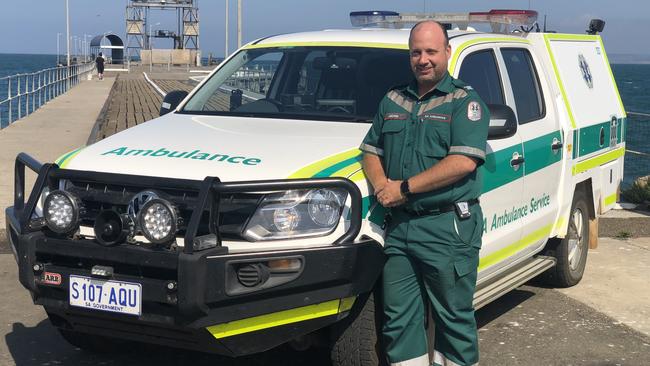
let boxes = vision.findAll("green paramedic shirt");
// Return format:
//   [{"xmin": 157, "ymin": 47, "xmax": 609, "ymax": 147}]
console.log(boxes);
[{"xmin": 360, "ymin": 72, "xmax": 490, "ymax": 212}]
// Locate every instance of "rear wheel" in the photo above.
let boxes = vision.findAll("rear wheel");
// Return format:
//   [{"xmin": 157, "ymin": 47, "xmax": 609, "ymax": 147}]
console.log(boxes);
[
  {"xmin": 543, "ymin": 192, "xmax": 590, "ymax": 287},
  {"xmin": 330, "ymin": 292, "xmax": 387, "ymax": 366}
]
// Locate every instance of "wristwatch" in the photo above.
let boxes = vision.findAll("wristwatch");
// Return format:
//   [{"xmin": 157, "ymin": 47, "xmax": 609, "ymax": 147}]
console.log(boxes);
[{"xmin": 400, "ymin": 179, "xmax": 411, "ymax": 197}]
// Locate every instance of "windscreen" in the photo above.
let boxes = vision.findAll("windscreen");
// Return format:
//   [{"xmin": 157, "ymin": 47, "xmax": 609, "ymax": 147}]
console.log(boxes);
[{"xmin": 182, "ymin": 46, "xmax": 412, "ymax": 122}]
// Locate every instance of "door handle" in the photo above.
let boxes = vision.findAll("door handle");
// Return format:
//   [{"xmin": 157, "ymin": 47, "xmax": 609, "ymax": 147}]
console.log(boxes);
[
  {"xmin": 551, "ymin": 141, "xmax": 563, "ymax": 150},
  {"xmin": 510, "ymin": 156, "xmax": 525, "ymax": 166}
]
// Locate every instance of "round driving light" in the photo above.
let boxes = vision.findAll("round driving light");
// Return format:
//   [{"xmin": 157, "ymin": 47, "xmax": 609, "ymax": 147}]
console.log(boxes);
[
  {"xmin": 93, "ymin": 210, "xmax": 134, "ymax": 246},
  {"xmin": 127, "ymin": 190, "xmax": 160, "ymax": 222},
  {"xmin": 273, "ymin": 207, "xmax": 301, "ymax": 232},
  {"xmin": 43, "ymin": 190, "xmax": 81, "ymax": 234},
  {"xmin": 137, "ymin": 198, "xmax": 179, "ymax": 244},
  {"xmin": 307, "ymin": 189, "xmax": 343, "ymax": 226}
]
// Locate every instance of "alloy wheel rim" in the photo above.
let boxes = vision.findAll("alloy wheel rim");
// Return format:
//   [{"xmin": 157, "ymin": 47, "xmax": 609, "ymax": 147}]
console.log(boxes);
[{"xmin": 567, "ymin": 208, "xmax": 585, "ymax": 271}]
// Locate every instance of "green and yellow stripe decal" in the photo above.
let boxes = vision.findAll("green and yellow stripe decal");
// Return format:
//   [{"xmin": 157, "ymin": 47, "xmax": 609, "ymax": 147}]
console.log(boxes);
[
  {"xmin": 598, "ymin": 37, "xmax": 627, "ymax": 118},
  {"xmin": 543, "ymin": 34, "xmax": 580, "ymax": 129},
  {"xmin": 54, "ymin": 147, "xmax": 84, "ymax": 169},
  {"xmin": 244, "ymin": 41, "xmax": 408, "ymax": 50},
  {"xmin": 206, "ymin": 297, "xmax": 356, "ymax": 339},
  {"xmin": 572, "ymin": 147, "xmax": 625, "ymax": 175},
  {"xmin": 288, "ymin": 148, "xmax": 362, "ymax": 179},
  {"xmin": 449, "ymin": 37, "xmax": 531, "ymax": 75},
  {"xmin": 604, "ymin": 193, "xmax": 617, "ymax": 207},
  {"xmin": 479, "ymin": 217, "xmax": 566, "ymax": 271}
]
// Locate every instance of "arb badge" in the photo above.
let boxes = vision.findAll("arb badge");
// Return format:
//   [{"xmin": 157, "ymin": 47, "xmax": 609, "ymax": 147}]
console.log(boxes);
[{"xmin": 467, "ymin": 101, "xmax": 482, "ymax": 121}]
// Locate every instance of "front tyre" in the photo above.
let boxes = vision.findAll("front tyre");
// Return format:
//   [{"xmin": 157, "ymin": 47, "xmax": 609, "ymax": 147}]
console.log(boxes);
[
  {"xmin": 330, "ymin": 292, "xmax": 386, "ymax": 366},
  {"xmin": 544, "ymin": 193, "xmax": 590, "ymax": 287}
]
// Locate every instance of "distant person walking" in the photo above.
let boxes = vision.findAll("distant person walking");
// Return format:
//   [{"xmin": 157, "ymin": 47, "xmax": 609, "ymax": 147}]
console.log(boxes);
[{"xmin": 95, "ymin": 52, "xmax": 105, "ymax": 80}]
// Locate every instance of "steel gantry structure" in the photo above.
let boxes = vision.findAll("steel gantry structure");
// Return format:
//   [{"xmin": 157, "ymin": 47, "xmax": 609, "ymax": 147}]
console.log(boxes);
[{"xmin": 126, "ymin": 0, "xmax": 200, "ymax": 67}]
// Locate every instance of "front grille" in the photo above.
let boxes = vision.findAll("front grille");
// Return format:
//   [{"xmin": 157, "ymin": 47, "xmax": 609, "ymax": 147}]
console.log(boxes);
[{"xmin": 36, "ymin": 252, "xmax": 177, "ymax": 279}]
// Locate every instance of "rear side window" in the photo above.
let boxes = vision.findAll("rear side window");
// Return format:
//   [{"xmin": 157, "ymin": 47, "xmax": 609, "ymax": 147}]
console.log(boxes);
[
  {"xmin": 458, "ymin": 50, "xmax": 504, "ymax": 105},
  {"xmin": 501, "ymin": 48, "xmax": 545, "ymax": 123}
]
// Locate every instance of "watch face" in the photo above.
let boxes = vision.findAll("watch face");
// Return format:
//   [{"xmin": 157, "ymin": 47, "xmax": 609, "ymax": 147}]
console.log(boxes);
[{"xmin": 401, "ymin": 180, "xmax": 410, "ymax": 195}]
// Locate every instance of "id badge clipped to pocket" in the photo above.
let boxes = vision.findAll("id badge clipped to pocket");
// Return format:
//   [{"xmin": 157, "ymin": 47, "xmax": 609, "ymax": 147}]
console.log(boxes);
[{"xmin": 455, "ymin": 201, "xmax": 471, "ymax": 220}]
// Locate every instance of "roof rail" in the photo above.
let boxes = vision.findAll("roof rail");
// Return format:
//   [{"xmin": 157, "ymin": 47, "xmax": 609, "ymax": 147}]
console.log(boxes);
[{"xmin": 349, "ymin": 10, "xmax": 538, "ymax": 34}]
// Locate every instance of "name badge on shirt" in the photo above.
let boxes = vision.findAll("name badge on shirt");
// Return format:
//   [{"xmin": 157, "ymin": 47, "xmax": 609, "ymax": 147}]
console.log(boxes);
[
  {"xmin": 384, "ymin": 113, "xmax": 408, "ymax": 121},
  {"xmin": 422, "ymin": 113, "xmax": 451, "ymax": 123}
]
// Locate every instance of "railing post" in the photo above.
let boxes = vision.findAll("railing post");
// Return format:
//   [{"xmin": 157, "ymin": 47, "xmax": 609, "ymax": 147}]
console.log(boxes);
[
  {"xmin": 25, "ymin": 75, "xmax": 29, "ymax": 116},
  {"xmin": 45, "ymin": 70, "xmax": 49, "ymax": 103},
  {"xmin": 31, "ymin": 74, "xmax": 36, "ymax": 113},
  {"xmin": 8, "ymin": 76, "xmax": 12, "ymax": 124},
  {"xmin": 17, "ymin": 76, "xmax": 22, "ymax": 120},
  {"xmin": 37, "ymin": 72, "xmax": 40, "ymax": 108},
  {"xmin": 47, "ymin": 70, "xmax": 50, "ymax": 102},
  {"xmin": 38, "ymin": 72, "xmax": 42, "ymax": 107}
]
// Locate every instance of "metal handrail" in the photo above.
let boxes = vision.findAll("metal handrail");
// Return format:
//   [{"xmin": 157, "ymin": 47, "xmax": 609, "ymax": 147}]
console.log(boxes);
[{"xmin": 0, "ymin": 62, "xmax": 95, "ymax": 129}]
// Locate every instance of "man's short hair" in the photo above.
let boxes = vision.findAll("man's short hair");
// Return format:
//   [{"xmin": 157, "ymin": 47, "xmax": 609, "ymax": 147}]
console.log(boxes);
[{"xmin": 408, "ymin": 20, "xmax": 450, "ymax": 46}]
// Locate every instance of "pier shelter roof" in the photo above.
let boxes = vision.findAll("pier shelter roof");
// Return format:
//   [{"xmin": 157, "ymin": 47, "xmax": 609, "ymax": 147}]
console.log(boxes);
[{"xmin": 90, "ymin": 34, "xmax": 125, "ymax": 64}]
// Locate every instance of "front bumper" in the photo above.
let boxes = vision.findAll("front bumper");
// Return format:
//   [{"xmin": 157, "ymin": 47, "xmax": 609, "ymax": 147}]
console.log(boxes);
[
  {"xmin": 7, "ymin": 219, "xmax": 383, "ymax": 355},
  {"xmin": 6, "ymin": 154, "xmax": 385, "ymax": 356}
]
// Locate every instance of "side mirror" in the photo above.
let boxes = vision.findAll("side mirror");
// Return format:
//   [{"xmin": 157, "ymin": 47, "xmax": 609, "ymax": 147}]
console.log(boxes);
[
  {"xmin": 487, "ymin": 104, "xmax": 517, "ymax": 140},
  {"xmin": 160, "ymin": 90, "xmax": 189, "ymax": 116}
]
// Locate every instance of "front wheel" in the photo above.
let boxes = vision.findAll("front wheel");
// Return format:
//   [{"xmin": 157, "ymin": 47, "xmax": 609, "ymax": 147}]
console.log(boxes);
[
  {"xmin": 543, "ymin": 193, "xmax": 590, "ymax": 287},
  {"xmin": 329, "ymin": 292, "xmax": 387, "ymax": 366}
]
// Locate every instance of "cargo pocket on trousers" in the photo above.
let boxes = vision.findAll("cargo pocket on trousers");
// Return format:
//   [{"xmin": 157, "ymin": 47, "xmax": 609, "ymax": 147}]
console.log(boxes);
[{"xmin": 454, "ymin": 255, "xmax": 478, "ymax": 278}]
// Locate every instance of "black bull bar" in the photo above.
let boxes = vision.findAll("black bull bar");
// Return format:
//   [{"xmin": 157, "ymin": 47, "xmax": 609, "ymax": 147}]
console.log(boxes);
[
  {"xmin": 11, "ymin": 152, "xmax": 363, "ymax": 250},
  {"xmin": 9, "ymin": 153, "xmax": 386, "ymax": 328}
]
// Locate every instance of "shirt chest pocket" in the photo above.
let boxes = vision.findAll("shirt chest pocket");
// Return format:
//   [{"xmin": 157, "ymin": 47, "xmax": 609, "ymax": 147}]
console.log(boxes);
[
  {"xmin": 381, "ymin": 119, "xmax": 406, "ymax": 156},
  {"xmin": 417, "ymin": 113, "xmax": 451, "ymax": 158}
]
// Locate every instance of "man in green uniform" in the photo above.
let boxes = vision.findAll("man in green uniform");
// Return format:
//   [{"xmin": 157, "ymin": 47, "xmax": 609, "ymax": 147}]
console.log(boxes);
[{"xmin": 360, "ymin": 21, "xmax": 489, "ymax": 366}]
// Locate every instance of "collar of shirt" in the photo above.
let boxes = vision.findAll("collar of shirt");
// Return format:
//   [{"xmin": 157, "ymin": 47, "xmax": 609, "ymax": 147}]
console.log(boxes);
[{"xmin": 403, "ymin": 72, "xmax": 455, "ymax": 101}]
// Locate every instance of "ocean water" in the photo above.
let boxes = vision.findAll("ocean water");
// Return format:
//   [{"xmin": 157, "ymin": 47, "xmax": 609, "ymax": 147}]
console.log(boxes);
[
  {"xmin": 0, "ymin": 54, "xmax": 60, "ymax": 127},
  {"xmin": 0, "ymin": 53, "xmax": 59, "ymax": 79},
  {"xmin": 0, "ymin": 53, "xmax": 648, "ymax": 183},
  {"xmin": 611, "ymin": 64, "xmax": 650, "ymax": 185}
]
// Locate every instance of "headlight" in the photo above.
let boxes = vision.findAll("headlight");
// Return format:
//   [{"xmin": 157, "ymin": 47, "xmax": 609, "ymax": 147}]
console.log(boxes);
[
  {"xmin": 243, "ymin": 189, "xmax": 347, "ymax": 241},
  {"xmin": 307, "ymin": 189, "xmax": 344, "ymax": 226},
  {"xmin": 43, "ymin": 190, "xmax": 81, "ymax": 234},
  {"xmin": 137, "ymin": 198, "xmax": 180, "ymax": 245}
]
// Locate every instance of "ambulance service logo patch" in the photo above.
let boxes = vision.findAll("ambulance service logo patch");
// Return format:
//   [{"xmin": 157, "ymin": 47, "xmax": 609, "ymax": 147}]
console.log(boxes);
[
  {"xmin": 467, "ymin": 101, "xmax": 482, "ymax": 121},
  {"xmin": 579, "ymin": 54, "xmax": 593, "ymax": 89}
]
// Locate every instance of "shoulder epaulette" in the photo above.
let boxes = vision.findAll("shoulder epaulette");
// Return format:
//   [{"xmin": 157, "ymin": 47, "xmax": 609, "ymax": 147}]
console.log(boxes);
[{"xmin": 451, "ymin": 78, "xmax": 474, "ymax": 92}]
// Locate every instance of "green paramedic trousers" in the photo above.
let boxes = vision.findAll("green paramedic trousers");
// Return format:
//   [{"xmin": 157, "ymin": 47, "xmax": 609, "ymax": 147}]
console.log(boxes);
[{"xmin": 382, "ymin": 205, "xmax": 483, "ymax": 366}]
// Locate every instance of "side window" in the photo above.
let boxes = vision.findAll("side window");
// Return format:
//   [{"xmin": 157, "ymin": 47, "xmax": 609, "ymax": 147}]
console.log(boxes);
[
  {"xmin": 458, "ymin": 50, "xmax": 504, "ymax": 105},
  {"xmin": 501, "ymin": 48, "xmax": 545, "ymax": 124}
]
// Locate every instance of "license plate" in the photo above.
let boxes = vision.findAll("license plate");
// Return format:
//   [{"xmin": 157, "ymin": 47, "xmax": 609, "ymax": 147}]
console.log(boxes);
[{"xmin": 69, "ymin": 275, "xmax": 142, "ymax": 316}]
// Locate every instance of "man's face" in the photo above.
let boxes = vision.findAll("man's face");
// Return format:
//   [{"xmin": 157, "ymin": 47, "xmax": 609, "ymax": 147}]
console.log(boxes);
[{"xmin": 409, "ymin": 23, "xmax": 452, "ymax": 87}]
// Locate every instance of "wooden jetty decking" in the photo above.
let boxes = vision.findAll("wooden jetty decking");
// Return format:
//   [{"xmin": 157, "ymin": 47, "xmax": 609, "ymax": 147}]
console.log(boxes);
[
  {"xmin": 93, "ymin": 76, "xmax": 196, "ymax": 142},
  {"xmin": 93, "ymin": 74, "xmax": 231, "ymax": 142}
]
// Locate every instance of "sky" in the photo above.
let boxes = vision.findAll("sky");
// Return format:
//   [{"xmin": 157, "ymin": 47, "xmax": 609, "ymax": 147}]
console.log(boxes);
[{"xmin": 1, "ymin": 0, "xmax": 649, "ymax": 57}]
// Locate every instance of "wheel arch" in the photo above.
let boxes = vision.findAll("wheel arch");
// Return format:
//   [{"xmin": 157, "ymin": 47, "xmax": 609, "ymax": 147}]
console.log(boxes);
[
  {"xmin": 554, "ymin": 178, "xmax": 596, "ymax": 240},
  {"xmin": 574, "ymin": 179, "xmax": 596, "ymax": 220}
]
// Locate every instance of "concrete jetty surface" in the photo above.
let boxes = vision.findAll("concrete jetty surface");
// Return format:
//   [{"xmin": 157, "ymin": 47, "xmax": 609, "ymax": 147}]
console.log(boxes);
[
  {"xmin": 0, "ymin": 69, "xmax": 647, "ymax": 365},
  {"xmin": 0, "ymin": 77, "xmax": 115, "ymax": 230}
]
